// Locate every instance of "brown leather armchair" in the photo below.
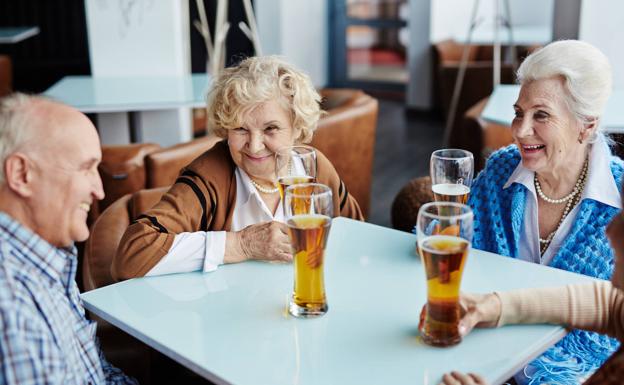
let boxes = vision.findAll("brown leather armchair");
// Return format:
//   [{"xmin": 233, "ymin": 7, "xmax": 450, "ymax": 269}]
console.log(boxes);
[
  {"xmin": 314, "ymin": 89, "xmax": 378, "ymax": 218},
  {"xmin": 0, "ymin": 55, "xmax": 12, "ymax": 97},
  {"xmin": 145, "ymin": 135, "xmax": 221, "ymax": 188},
  {"xmin": 98, "ymin": 143, "xmax": 161, "ymax": 213},
  {"xmin": 83, "ymin": 187, "xmax": 167, "ymax": 384}
]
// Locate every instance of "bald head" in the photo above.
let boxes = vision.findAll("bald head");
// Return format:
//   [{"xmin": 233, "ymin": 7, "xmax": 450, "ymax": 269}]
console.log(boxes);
[
  {"xmin": 0, "ymin": 94, "xmax": 99, "ymax": 170},
  {"xmin": 0, "ymin": 93, "xmax": 104, "ymax": 246}
]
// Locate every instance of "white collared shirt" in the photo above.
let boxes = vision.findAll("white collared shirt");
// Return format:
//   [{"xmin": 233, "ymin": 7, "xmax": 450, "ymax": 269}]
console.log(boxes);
[
  {"xmin": 146, "ymin": 168, "xmax": 284, "ymax": 276},
  {"xmin": 502, "ymin": 136, "xmax": 621, "ymax": 265}
]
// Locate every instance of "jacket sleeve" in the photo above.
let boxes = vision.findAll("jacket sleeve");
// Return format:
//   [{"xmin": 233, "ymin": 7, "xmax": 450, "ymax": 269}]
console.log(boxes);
[
  {"xmin": 112, "ymin": 171, "xmax": 218, "ymax": 280},
  {"xmin": 497, "ymin": 281, "xmax": 624, "ymax": 341}
]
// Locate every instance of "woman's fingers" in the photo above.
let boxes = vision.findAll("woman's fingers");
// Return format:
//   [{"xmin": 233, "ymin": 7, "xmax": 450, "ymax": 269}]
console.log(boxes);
[{"xmin": 440, "ymin": 371, "xmax": 488, "ymax": 385}]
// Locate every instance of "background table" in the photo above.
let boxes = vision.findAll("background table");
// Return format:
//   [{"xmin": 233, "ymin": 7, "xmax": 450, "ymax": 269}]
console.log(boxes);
[
  {"xmin": 0, "ymin": 27, "xmax": 40, "ymax": 44},
  {"xmin": 43, "ymin": 74, "xmax": 211, "ymax": 142},
  {"xmin": 82, "ymin": 218, "xmax": 597, "ymax": 385},
  {"xmin": 482, "ymin": 84, "xmax": 624, "ymax": 133}
]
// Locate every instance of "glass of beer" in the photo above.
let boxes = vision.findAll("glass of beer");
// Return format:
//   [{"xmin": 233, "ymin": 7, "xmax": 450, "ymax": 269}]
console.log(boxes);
[
  {"xmin": 430, "ymin": 149, "xmax": 473, "ymax": 204},
  {"xmin": 284, "ymin": 183, "xmax": 333, "ymax": 318},
  {"xmin": 416, "ymin": 202, "xmax": 473, "ymax": 347},
  {"xmin": 276, "ymin": 145, "xmax": 317, "ymax": 199}
]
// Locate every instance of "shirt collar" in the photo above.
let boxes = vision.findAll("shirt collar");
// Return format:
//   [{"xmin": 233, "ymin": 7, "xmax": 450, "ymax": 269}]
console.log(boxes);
[
  {"xmin": 502, "ymin": 137, "xmax": 621, "ymax": 209},
  {"xmin": 0, "ymin": 211, "xmax": 77, "ymax": 288}
]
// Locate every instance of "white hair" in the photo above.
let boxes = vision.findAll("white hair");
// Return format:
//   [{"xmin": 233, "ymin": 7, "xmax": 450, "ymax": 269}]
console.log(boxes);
[
  {"xmin": 0, "ymin": 93, "xmax": 37, "ymax": 185},
  {"xmin": 517, "ymin": 40, "xmax": 612, "ymax": 125}
]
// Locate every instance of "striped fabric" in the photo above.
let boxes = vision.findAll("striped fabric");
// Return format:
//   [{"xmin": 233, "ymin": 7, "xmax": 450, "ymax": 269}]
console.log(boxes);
[{"xmin": 0, "ymin": 212, "xmax": 137, "ymax": 385}]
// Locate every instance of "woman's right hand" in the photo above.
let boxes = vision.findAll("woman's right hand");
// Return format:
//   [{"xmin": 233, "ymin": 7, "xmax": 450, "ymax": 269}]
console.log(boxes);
[
  {"xmin": 457, "ymin": 292, "xmax": 502, "ymax": 336},
  {"xmin": 439, "ymin": 371, "xmax": 488, "ymax": 385},
  {"xmin": 226, "ymin": 221, "xmax": 293, "ymax": 264}
]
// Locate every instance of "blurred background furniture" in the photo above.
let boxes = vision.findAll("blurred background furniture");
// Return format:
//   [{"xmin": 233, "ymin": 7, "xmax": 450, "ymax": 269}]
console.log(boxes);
[
  {"xmin": 313, "ymin": 89, "xmax": 378, "ymax": 218},
  {"xmin": 432, "ymin": 39, "xmax": 538, "ymax": 131},
  {"xmin": 43, "ymin": 74, "xmax": 211, "ymax": 144},
  {"xmin": 390, "ymin": 175, "xmax": 432, "ymax": 232},
  {"xmin": 83, "ymin": 187, "xmax": 167, "ymax": 384},
  {"xmin": 0, "ymin": 55, "xmax": 11, "ymax": 96}
]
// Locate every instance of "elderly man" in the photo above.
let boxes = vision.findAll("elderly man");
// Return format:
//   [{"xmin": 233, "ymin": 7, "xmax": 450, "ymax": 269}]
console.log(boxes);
[{"xmin": 0, "ymin": 93, "xmax": 136, "ymax": 384}]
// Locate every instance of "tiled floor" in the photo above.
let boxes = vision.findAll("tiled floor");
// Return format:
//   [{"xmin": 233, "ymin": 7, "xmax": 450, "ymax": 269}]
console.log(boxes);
[{"xmin": 367, "ymin": 98, "xmax": 444, "ymax": 228}]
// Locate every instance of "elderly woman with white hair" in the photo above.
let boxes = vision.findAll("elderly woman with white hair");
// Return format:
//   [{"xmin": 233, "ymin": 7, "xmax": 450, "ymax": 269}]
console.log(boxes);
[
  {"xmin": 113, "ymin": 56, "xmax": 363, "ymax": 280},
  {"xmin": 465, "ymin": 40, "xmax": 624, "ymax": 384}
]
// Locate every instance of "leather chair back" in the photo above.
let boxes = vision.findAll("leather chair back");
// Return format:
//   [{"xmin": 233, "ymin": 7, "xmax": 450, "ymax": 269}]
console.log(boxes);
[
  {"xmin": 313, "ymin": 89, "xmax": 378, "ymax": 218},
  {"xmin": 391, "ymin": 176, "xmax": 433, "ymax": 233},
  {"xmin": 83, "ymin": 187, "xmax": 167, "ymax": 291},
  {"xmin": 146, "ymin": 135, "xmax": 222, "ymax": 188},
  {"xmin": 0, "ymin": 55, "xmax": 12, "ymax": 97},
  {"xmin": 99, "ymin": 143, "xmax": 161, "ymax": 211}
]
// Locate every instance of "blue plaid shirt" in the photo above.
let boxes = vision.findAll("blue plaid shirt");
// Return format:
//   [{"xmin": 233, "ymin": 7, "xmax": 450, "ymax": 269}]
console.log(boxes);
[{"xmin": 0, "ymin": 212, "xmax": 137, "ymax": 385}]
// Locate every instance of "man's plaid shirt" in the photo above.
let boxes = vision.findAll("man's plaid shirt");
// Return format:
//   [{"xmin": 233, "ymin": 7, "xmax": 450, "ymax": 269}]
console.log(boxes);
[{"xmin": 0, "ymin": 212, "xmax": 137, "ymax": 385}]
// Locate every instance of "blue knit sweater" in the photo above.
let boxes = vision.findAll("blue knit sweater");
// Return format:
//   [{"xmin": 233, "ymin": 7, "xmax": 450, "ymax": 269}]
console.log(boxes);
[{"xmin": 468, "ymin": 145, "xmax": 624, "ymax": 385}]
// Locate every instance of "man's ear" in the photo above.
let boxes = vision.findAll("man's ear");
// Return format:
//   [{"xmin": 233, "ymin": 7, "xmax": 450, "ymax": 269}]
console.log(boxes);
[{"xmin": 4, "ymin": 153, "xmax": 35, "ymax": 198}]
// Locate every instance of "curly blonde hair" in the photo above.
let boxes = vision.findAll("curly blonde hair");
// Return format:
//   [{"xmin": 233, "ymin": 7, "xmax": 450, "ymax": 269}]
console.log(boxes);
[{"xmin": 207, "ymin": 56, "xmax": 322, "ymax": 143}]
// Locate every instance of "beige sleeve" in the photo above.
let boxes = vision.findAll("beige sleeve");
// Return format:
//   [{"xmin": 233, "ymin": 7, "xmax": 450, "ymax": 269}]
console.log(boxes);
[{"xmin": 496, "ymin": 281, "xmax": 624, "ymax": 341}]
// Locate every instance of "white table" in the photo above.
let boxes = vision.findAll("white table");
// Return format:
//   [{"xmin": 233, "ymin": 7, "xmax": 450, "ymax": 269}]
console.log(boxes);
[
  {"xmin": 82, "ymin": 218, "xmax": 598, "ymax": 385},
  {"xmin": 482, "ymin": 84, "xmax": 624, "ymax": 134},
  {"xmin": 43, "ymin": 74, "xmax": 211, "ymax": 142},
  {"xmin": 0, "ymin": 27, "xmax": 40, "ymax": 44}
]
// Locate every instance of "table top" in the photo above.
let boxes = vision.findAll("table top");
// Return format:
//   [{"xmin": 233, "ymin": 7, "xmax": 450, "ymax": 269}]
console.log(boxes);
[
  {"xmin": 0, "ymin": 26, "xmax": 40, "ymax": 44},
  {"xmin": 482, "ymin": 84, "xmax": 624, "ymax": 133},
  {"xmin": 43, "ymin": 74, "xmax": 211, "ymax": 113},
  {"xmin": 82, "ymin": 218, "xmax": 597, "ymax": 385},
  {"xmin": 455, "ymin": 25, "xmax": 551, "ymax": 46}
]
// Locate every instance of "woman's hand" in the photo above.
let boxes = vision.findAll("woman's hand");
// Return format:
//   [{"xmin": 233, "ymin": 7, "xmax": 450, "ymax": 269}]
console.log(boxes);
[
  {"xmin": 457, "ymin": 292, "xmax": 502, "ymax": 336},
  {"xmin": 226, "ymin": 221, "xmax": 293, "ymax": 263},
  {"xmin": 439, "ymin": 371, "xmax": 488, "ymax": 385},
  {"xmin": 419, "ymin": 292, "xmax": 502, "ymax": 337}
]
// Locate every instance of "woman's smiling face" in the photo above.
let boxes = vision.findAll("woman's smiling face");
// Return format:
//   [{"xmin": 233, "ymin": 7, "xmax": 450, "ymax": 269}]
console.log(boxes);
[
  {"xmin": 227, "ymin": 100, "xmax": 300, "ymax": 183},
  {"xmin": 511, "ymin": 77, "xmax": 588, "ymax": 174}
]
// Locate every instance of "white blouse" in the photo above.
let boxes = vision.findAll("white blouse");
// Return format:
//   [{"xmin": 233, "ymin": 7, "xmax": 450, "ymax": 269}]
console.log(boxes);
[
  {"xmin": 502, "ymin": 136, "xmax": 621, "ymax": 266},
  {"xmin": 146, "ymin": 167, "xmax": 285, "ymax": 276}
]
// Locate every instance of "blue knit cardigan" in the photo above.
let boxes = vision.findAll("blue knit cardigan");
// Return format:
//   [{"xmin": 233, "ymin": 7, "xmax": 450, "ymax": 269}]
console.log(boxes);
[{"xmin": 468, "ymin": 145, "xmax": 624, "ymax": 385}]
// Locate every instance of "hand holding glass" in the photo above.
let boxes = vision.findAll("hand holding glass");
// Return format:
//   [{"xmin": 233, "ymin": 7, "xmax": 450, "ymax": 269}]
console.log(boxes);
[
  {"xmin": 276, "ymin": 145, "xmax": 317, "ymax": 199},
  {"xmin": 416, "ymin": 202, "xmax": 473, "ymax": 346},
  {"xmin": 430, "ymin": 149, "xmax": 473, "ymax": 204},
  {"xmin": 284, "ymin": 183, "xmax": 333, "ymax": 318}
]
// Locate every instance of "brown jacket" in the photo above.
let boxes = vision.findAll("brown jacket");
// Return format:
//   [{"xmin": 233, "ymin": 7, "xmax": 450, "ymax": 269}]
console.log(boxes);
[{"xmin": 112, "ymin": 141, "xmax": 363, "ymax": 280}]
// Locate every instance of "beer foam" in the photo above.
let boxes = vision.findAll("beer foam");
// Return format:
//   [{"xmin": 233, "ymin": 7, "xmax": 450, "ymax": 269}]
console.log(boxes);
[
  {"xmin": 432, "ymin": 183, "xmax": 470, "ymax": 196},
  {"xmin": 418, "ymin": 235, "xmax": 469, "ymax": 254}
]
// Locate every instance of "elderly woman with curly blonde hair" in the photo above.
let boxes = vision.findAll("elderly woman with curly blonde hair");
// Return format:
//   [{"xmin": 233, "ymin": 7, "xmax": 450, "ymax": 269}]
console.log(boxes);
[{"xmin": 113, "ymin": 56, "xmax": 363, "ymax": 279}]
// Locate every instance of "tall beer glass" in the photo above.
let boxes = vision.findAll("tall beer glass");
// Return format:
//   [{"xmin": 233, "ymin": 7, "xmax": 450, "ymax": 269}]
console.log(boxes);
[
  {"xmin": 430, "ymin": 149, "xmax": 473, "ymax": 204},
  {"xmin": 416, "ymin": 202, "xmax": 473, "ymax": 347},
  {"xmin": 276, "ymin": 145, "xmax": 317, "ymax": 199},
  {"xmin": 284, "ymin": 183, "xmax": 333, "ymax": 318}
]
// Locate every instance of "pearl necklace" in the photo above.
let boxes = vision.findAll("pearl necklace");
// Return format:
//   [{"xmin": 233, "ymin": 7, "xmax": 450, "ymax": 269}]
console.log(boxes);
[
  {"xmin": 250, "ymin": 178, "xmax": 279, "ymax": 194},
  {"xmin": 536, "ymin": 157, "xmax": 589, "ymax": 255},
  {"xmin": 534, "ymin": 159, "xmax": 588, "ymax": 204}
]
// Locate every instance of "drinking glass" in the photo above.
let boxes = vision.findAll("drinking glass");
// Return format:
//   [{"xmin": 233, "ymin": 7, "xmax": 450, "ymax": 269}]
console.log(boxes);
[
  {"xmin": 284, "ymin": 183, "xmax": 333, "ymax": 318},
  {"xmin": 276, "ymin": 145, "xmax": 317, "ymax": 199},
  {"xmin": 416, "ymin": 202, "xmax": 473, "ymax": 347},
  {"xmin": 430, "ymin": 149, "xmax": 473, "ymax": 204}
]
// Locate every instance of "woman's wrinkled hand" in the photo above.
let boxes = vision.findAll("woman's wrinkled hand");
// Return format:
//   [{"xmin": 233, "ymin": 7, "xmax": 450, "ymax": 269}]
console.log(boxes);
[
  {"xmin": 456, "ymin": 292, "xmax": 502, "ymax": 336},
  {"xmin": 439, "ymin": 371, "xmax": 488, "ymax": 385},
  {"xmin": 236, "ymin": 221, "xmax": 293, "ymax": 263}
]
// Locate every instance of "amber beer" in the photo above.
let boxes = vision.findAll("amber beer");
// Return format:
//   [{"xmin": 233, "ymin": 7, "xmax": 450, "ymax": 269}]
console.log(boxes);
[
  {"xmin": 278, "ymin": 175, "xmax": 315, "ymax": 199},
  {"xmin": 287, "ymin": 214, "xmax": 331, "ymax": 316},
  {"xmin": 418, "ymin": 234, "xmax": 469, "ymax": 346},
  {"xmin": 432, "ymin": 183, "xmax": 470, "ymax": 204}
]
